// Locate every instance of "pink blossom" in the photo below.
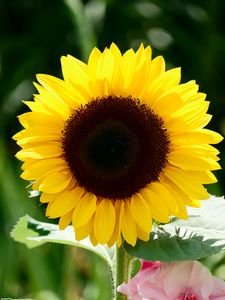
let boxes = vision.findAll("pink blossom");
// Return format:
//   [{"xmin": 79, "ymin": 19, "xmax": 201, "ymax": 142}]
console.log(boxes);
[
  {"xmin": 117, "ymin": 260, "xmax": 164, "ymax": 300},
  {"xmin": 141, "ymin": 260, "xmax": 161, "ymax": 271},
  {"xmin": 117, "ymin": 260, "xmax": 225, "ymax": 300}
]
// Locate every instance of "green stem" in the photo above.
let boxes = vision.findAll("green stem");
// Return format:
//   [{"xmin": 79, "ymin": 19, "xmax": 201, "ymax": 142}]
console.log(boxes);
[{"xmin": 114, "ymin": 246, "xmax": 132, "ymax": 300}]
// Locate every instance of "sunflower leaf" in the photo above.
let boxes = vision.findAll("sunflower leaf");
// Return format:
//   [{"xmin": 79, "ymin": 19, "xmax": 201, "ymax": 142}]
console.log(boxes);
[
  {"xmin": 125, "ymin": 195, "xmax": 225, "ymax": 262},
  {"xmin": 11, "ymin": 215, "xmax": 114, "ymax": 267}
]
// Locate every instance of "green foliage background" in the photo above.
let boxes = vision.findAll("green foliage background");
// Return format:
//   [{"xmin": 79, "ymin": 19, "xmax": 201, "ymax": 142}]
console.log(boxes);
[{"xmin": 1, "ymin": 0, "xmax": 225, "ymax": 299}]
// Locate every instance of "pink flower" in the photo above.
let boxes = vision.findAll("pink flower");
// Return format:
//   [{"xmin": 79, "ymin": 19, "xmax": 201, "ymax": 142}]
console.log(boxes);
[
  {"xmin": 117, "ymin": 260, "xmax": 164, "ymax": 300},
  {"xmin": 117, "ymin": 260, "xmax": 225, "ymax": 300},
  {"xmin": 141, "ymin": 260, "xmax": 161, "ymax": 271}
]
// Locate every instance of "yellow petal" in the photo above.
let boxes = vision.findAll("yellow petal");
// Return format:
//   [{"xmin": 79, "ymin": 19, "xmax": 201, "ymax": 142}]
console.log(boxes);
[
  {"xmin": 13, "ymin": 127, "xmax": 61, "ymax": 146},
  {"xmin": 125, "ymin": 45, "xmax": 152, "ymax": 98},
  {"xmin": 173, "ymin": 100, "xmax": 209, "ymax": 126},
  {"xmin": 121, "ymin": 49, "xmax": 136, "ymax": 91},
  {"xmin": 149, "ymin": 56, "xmax": 165, "ymax": 79},
  {"xmin": 170, "ymin": 80, "xmax": 198, "ymax": 102},
  {"xmin": 72, "ymin": 193, "xmax": 97, "ymax": 229},
  {"xmin": 16, "ymin": 142, "xmax": 62, "ymax": 160},
  {"xmin": 187, "ymin": 170, "xmax": 217, "ymax": 184},
  {"xmin": 130, "ymin": 193, "xmax": 152, "ymax": 232},
  {"xmin": 33, "ymin": 83, "xmax": 70, "ymax": 119},
  {"xmin": 140, "ymin": 187, "xmax": 170, "ymax": 223},
  {"xmin": 22, "ymin": 100, "xmax": 47, "ymax": 114},
  {"xmin": 110, "ymin": 44, "xmax": 123, "ymax": 94},
  {"xmin": 136, "ymin": 44, "xmax": 152, "ymax": 63},
  {"xmin": 164, "ymin": 166, "xmax": 209, "ymax": 200},
  {"xmin": 46, "ymin": 188, "xmax": 82, "ymax": 217},
  {"xmin": 40, "ymin": 193, "xmax": 57, "ymax": 203},
  {"xmin": 152, "ymin": 93, "xmax": 183, "ymax": 120},
  {"xmin": 151, "ymin": 182, "xmax": 179, "ymax": 216},
  {"xmin": 176, "ymin": 144, "xmax": 219, "ymax": 155},
  {"xmin": 166, "ymin": 117, "xmax": 189, "ymax": 134},
  {"xmin": 171, "ymin": 129, "xmax": 223, "ymax": 145},
  {"xmin": 89, "ymin": 78, "xmax": 110, "ymax": 98},
  {"xmin": 116, "ymin": 235, "xmax": 123, "ymax": 248},
  {"xmin": 36, "ymin": 74, "xmax": 86, "ymax": 108},
  {"xmin": 88, "ymin": 47, "xmax": 102, "ymax": 77},
  {"xmin": 187, "ymin": 114, "xmax": 212, "ymax": 130},
  {"xmin": 176, "ymin": 201, "xmax": 188, "ymax": 219},
  {"xmin": 59, "ymin": 211, "xmax": 73, "ymax": 230},
  {"xmin": 39, "ymin": 172, "xmax": 72, "ymax": 193},
  {"xmin": 168, "ymin": 149, "xmax": 221, "ymax": 171},
  {"xmin": 140, "ymin": 56, "xmax": 166, "ymax": 106},
  {"xmin": 136, "ymin": 224, "xmax": 150, "ymax": 241},
  {"xmin": 110, "ymin": 43, "xmax": 122, "ymax": 60},
  {"xmin": 75, "ymin": 215, "xmax": 94, "ymax": 241},
  {"xmin": 61, "ymin": 55, "xmax": 89, "ymax": 86},
  {"xmin": 161, "ymin": 174, "xmax": 201, "ymax": 209},
  {"xmin": 32, "ymin": 176, "xmax": 42, "ymax": 191},
  {"xmin": 121, "ymin": 201, "xmax": 137, "ymax": 246},
  {"xmin": 89, "ymin": 229, "xmax": 98, "ymax": 246},
  {"xmin": 21, "ymin": 159, "xmax": 36, "ymax": 170},
  {"xmin": 107, "ymin": 200, "xmax": 124, "ymax": 247},
  {"xmin": 173, "ymin": 98, "xmax": 207, "ymax": 116},
  {"xmin": 147, "ymin": 67, "xmax": 181, "ymax": 100},
  {"xmin": 21, "ymin": 158, "xmax": 67, "ymax": 180},
  {"xmin": 157, "ymin": 177, "xmax": 189, "ymax": 219},
  {"xmin": 96, "ymin": 48, "xmax": 114, "ymax": 81},
  {"xmin": 94, "ymin": 199, "xmax": 116, "ymax": 244},
  {"xmin": 18, "ymin": 111, "xmax": 64, "ymax": 130}
]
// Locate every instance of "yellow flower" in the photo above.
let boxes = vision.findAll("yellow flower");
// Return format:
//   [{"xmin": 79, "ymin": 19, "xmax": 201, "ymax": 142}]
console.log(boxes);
[{"xmin": 13, "ymin": 44, "xmax": 223, "ymax": 247}]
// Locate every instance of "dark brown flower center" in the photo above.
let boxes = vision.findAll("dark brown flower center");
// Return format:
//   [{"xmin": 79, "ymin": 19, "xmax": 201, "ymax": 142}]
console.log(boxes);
[{"xmin": 62, "ymin": 95, "xmax": 170, "ymax": 199}]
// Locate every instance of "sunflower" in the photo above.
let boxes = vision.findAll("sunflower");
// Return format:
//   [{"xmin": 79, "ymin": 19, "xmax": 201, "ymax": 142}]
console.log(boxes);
[{"xmin": 13, "ymin": 44, "xmax": 222, "ymax": 247}]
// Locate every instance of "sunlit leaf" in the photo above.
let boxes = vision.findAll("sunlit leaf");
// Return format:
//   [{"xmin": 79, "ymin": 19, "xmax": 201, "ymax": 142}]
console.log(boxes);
[
  {"xmin": 125, "ymin": 196, "xmax": 225, "ymax": 262},
  {"xmin": 11, "ymin": 215, "xmax": 114, "ymax": 267}
]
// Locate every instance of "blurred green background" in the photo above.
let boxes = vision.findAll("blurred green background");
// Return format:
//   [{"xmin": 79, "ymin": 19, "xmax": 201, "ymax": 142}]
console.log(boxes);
[{"xmin": 1, "ymin": 0, "xmax": 225, "ymax": 299}]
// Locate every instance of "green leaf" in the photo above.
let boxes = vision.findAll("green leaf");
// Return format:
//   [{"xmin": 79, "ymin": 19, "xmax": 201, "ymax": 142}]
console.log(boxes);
[
  {"xmin": 11, "ymin": 215, "xmax": 114, "ymax": 267},
  {"xmin": 125, "ymin": 196, "xmax": 225, "ymax": 262}
]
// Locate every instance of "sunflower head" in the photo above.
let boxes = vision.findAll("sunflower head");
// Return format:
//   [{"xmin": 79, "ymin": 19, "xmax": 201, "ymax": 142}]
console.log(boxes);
[{"xmin": 13, "ymin": 43, "xmax": 223, "ymax": 247}]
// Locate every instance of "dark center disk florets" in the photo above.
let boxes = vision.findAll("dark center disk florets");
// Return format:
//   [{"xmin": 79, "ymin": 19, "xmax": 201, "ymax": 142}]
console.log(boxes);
[{"xmin": 62, "ymin": 95, "xmax": 170, "ymax": 200}]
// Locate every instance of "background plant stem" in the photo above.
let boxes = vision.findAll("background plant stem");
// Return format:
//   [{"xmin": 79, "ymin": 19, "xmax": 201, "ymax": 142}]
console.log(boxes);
[{"xmin": 114, "ymin": 246, "xmax": 132, "ymax": 300}]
